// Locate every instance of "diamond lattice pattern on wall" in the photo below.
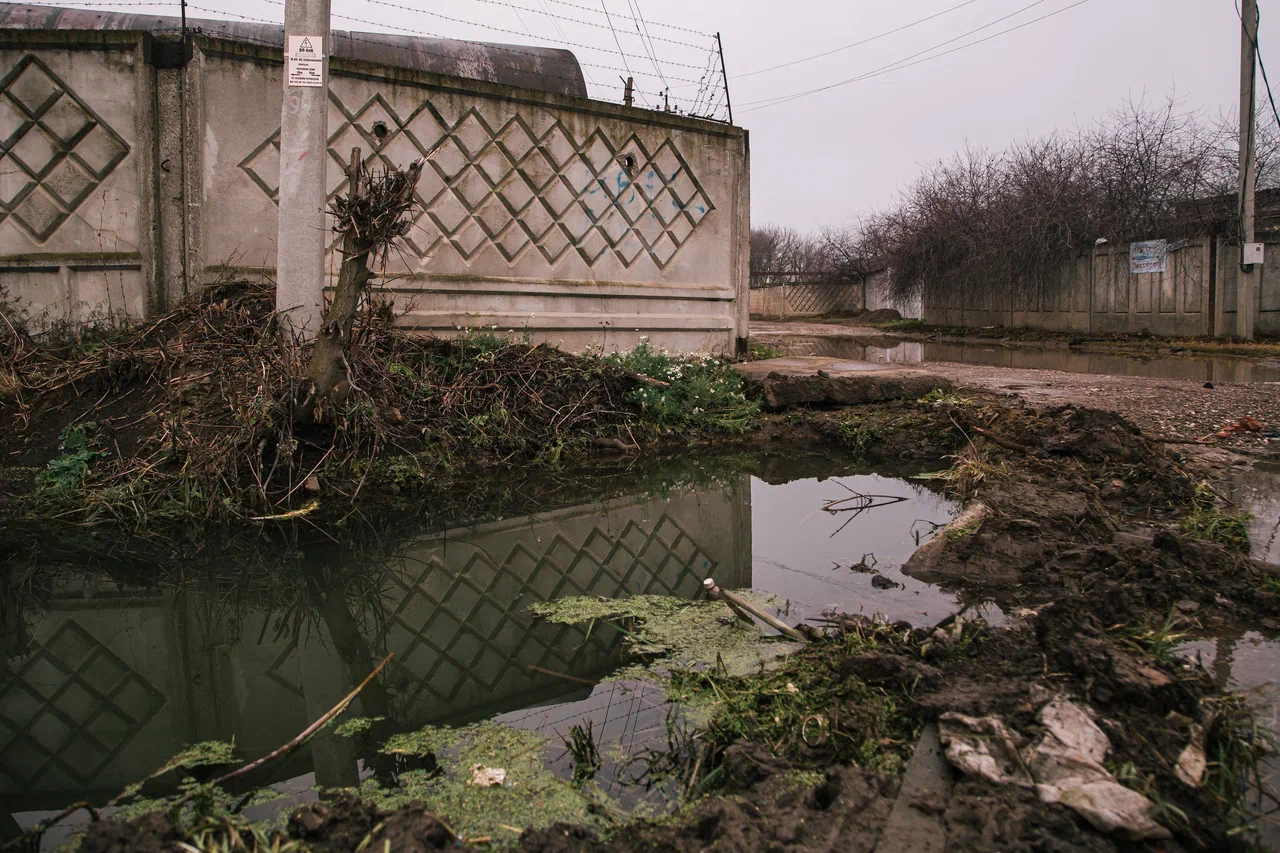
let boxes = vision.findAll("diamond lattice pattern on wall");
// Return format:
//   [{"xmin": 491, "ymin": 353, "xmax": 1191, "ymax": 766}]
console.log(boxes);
[
  {"xmin": 240, "ymin": 92, "xmax": 714, "ymax": 269},
  {"xmin": 0, "ymin": 619, "xmax": 165, "ymax": 788},
  {"xmin": 380, "ymin": 513, "xmax": 716, "ymax": 715},
  {"xmin": 0, "ymin": 55, "xmax": 130, "ymax": 243}
]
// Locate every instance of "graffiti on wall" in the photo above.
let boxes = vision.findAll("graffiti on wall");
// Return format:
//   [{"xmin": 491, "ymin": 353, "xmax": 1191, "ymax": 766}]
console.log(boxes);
[{"xmin": 240, "ymin": 90, "xmax": 715, "ymax": 269}]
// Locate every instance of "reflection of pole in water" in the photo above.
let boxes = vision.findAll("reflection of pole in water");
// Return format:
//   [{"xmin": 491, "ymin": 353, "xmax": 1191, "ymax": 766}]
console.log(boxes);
[
  {"xmin": 300, "ymin": 556, "xmax": 394, "ymax": 789},
  {"xmin": 1214, "ymin": 633, "xmax": 1242, "ymax": 689}
]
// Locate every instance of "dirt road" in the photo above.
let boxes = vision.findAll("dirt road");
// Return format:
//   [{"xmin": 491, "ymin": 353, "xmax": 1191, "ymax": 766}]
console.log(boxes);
[{"xmin": 752, "ymin": 321, "xmax": 1280, "ymax": 448}]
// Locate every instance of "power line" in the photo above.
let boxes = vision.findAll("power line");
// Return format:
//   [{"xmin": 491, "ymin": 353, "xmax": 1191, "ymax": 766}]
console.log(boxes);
[
  {"xmin": 735, "ymin": 0, "xmax": 982, "ymax": 80},
  {"xmin": 536, "ymin": 0, "xmax": 713, "ymax": 38},
  {"xmin": 1238, "ymin": 1, "xmax": 1280, "ymax": 132},
  {"xmin": 184, "ymin": 3, "xmax": 602, "ymax": 88},
  {"xmin": 266, "ymin": 0, "xmax": 707, "ymax": 84},
  {"xmin": 739, "ymin": 0, "xmax": 1091, "ymax": 114},
  {"xmin": 528, "ymin": 0, "xmax": 603, "ymax": 90},
  {"xmin": 459, "ymin": 0, "xmax": 709, "ymax": 50}
]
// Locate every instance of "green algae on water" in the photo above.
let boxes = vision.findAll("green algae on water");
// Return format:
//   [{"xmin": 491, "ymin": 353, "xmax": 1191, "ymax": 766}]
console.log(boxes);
[
  {"xmin": 333, "ymin": 716, "xmax": 385, "ymax": 738},
  {"xmin": 528, "ymin": 593, "xmax": 799, "ymax": 680},
  {"xmin": 367, "ymin": 721, "xmax": 612, "ymax": 843}
]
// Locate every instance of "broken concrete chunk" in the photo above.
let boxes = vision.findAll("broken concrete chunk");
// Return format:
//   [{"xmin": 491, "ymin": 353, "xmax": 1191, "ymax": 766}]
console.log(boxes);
[{"xmin": 732, "ymin": 357, "xmax": 952, "ymax": 411}]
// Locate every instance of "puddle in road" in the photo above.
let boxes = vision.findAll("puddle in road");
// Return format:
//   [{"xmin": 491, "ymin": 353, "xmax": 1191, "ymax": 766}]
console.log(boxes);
[
  {"xmin": 1, "ymin": 452, "xmax": 962, "ymax": 846},
  {"xmin": 1221, "ymin": 462, "xmax": 1280, "ymax": 563},
  {"xmin": 769, "ymin": 334, "xmax": 1280, "ymax": 383},
  {"xmin": 1178, "ymin": 632, "xmax": 1280, "ymax": 849}
]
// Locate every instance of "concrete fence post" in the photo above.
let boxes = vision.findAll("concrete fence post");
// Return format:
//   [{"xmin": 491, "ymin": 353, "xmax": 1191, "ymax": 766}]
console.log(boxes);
[{"xmin": 275, "ymin": 0, "xmax": 332, "ymax": 339}]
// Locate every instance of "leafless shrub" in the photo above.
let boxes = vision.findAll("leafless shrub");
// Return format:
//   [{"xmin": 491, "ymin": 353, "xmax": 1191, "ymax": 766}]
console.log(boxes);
[
  {"xmin": 839, "ymin": 96, "xmax": 1279, "ymax": 306},
  {"xmin": 749, "ymin": 224, "xmax": 863, "ymax": 287}
]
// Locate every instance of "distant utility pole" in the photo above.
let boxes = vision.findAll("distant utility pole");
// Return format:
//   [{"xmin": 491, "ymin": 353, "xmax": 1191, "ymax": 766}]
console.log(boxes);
[
  {"xmin": 1238, "ymin": 0, "xmax": 1260, "ymax": 340},
  {"xmin": 276, "ymin": 0, "xmax": 332, "ymax": 340}
]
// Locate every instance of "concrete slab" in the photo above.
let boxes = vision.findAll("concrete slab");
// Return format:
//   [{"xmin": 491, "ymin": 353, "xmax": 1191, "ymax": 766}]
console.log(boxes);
[
  {"xmin": 734, "ymin": 355, "xmax": 898, "ymax": 380},
  {"xmin": 733, "ymin": 356, "xmax": 953, "ymax": 411},
  {"xmin": 874, "ymin": 722, "xmax": 951, "ymax": 853}
]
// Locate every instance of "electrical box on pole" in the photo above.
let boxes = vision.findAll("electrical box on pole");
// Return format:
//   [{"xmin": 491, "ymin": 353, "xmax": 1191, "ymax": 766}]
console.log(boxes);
[{"xmin": 276, "ymin": 0, "xmax": 332, "ymax": 340}]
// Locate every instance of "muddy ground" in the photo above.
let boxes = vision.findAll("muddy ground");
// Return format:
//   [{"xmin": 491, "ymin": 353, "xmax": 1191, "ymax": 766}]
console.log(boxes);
[{"xmin": 47, "ymin": 396, "xmax": 1279, "ymax": 853}]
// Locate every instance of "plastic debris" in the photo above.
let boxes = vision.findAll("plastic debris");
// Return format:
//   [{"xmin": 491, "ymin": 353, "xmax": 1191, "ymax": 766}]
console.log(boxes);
[
  {"xmin": 939, "ymin": 694, "xmax": 1171, "ymax": 841},
  {"xmin": 470, "ymin": 765, "xmax": 506, "ymax": 787}
]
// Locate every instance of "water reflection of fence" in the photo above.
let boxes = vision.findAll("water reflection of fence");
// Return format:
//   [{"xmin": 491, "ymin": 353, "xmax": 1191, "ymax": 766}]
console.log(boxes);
[
  {"xmin": 379, "ymin": 489, "xmax": 748, "ymax": 726},
  {"xmin": 0, "ymin": 481, "xmax": 750, "ymax": 810}
]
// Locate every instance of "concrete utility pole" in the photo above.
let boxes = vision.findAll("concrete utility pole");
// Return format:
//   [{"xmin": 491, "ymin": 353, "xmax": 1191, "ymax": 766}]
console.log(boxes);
[
  {"xmin": 276, "ymin": 0, "xmax": 332, "ymax": 339},
  {"xmin": 1238, "ymin": 0, "xmax": 1260, "ymax": 340}
]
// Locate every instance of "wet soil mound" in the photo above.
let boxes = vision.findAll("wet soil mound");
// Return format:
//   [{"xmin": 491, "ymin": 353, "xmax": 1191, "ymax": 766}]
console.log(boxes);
[{"xmin": 906, "ymin": 402, "xmax": 1279, "ymax": 625}]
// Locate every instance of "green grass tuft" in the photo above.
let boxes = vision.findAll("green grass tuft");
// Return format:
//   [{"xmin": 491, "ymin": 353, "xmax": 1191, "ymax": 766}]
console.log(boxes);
[{"xmin": 1180, "ymin": 483, "xmax": 1253, "ymax": 553}]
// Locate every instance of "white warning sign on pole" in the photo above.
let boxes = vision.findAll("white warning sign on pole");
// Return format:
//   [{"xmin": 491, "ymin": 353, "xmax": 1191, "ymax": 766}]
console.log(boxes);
[{"xmin": 286, "ymin": 35, "xmax": 324, "ymax": 87}]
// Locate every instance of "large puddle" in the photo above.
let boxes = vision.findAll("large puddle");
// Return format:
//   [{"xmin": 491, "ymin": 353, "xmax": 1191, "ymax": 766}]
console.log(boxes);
[
  {"xmin": 1, "ymin": 452, "xmax": 961, "ymax": 845},
  {"xmin": 768, "ymin": 333, "xmax": 1280, "ymax": 383},
  {"xmin": 6, "ymin": 448, "xmax": 1277, "ymax": 847}
]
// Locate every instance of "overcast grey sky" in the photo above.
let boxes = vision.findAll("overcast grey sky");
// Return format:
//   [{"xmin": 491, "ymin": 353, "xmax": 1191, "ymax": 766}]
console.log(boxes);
[{"xmin": 61, "ymin": 0, "xmax": 1274, "ymax": 230}]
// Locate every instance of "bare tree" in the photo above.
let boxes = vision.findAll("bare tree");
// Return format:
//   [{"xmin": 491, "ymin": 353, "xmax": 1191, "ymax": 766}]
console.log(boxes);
[
  {"xmin": 839, "ymin": 95, "xmax": 1273, "ymax": 308},
  {"xmin": 750, "ymin": 223, "xmax": 860, "ymax": 287}
]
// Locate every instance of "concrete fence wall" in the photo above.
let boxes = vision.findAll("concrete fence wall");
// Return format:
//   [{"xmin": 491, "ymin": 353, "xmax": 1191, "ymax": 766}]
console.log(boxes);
[
  {"xmin": 918, "ymin": 236, "xmax": 1280, "ymax": 337},
  {"xmin": 748, "ymin": 282, "xmax": 862, "ymax": 318},
  {"xmin": 0, "ymin": 27, "xmax": 749, "ymax": 354}
]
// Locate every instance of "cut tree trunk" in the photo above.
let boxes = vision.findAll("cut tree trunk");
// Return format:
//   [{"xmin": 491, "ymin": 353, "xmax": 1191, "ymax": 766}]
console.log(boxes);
[{"xmin": 299, "ymin": 147, "xmax": 420, "ymax": 423}]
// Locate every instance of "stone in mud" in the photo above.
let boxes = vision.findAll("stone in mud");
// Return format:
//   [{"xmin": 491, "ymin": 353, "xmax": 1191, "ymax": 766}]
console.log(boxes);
[
  {"xmin": 876, "ymin": 723, "xmax": 951, "ymax": 853},
  {"xmin": 733, "ymin": 357, "xmax": 952, "ymax": 411}
]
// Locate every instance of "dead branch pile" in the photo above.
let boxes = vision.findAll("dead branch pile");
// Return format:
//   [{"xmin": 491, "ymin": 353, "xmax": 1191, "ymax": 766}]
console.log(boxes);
[
  {"xmin": 329, "ymin": 157, "xmax": 423, "ymax": 262},
  {"xmin": 1, "ymin": 280, "xmax": 641, "ymax": 526}
]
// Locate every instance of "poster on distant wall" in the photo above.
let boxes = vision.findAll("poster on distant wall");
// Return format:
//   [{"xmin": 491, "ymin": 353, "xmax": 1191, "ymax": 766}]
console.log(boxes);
[{"xmin": 1129, "ymin": 240, "xmax": 1168, "ymax": 274}]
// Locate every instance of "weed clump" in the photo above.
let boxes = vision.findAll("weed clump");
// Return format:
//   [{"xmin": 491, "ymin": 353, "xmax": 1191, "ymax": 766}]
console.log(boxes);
[
  {"xmin": 605, "ymin": 340, "xmax": 759, "ymax": 433},
  {"xmin": 374, "ymin": 721, "xmax": 608, "ymax": 842},
  {"xmin": 529, "ymin": 594, "xmax": 789, "ymax": 679},
  {"xmin": 36, "ymin": 421, "xmax": 107, "ymax": 492},
  {"xmin": 1180, "ymin": 483, "xmax": 1252, "ymax": 553},
  {"xmin": 669, "ymin": 638, "xmax": 913, "ymax": 772}
]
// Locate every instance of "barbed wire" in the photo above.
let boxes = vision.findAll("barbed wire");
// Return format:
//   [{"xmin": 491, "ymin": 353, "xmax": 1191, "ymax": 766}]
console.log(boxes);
[
  {"xmin": 11, "ymin": 1, "xmax": 179, "ymax": 6},
  {"xmin": 57, "ymin": 0, "xmax": 728, "ymax": 116},
  {"xmin": 531, "ymin": 0, "xmax": 712, "ymax": 38},
  {"xmin": 358, "ymin": 0, "xmax": 708, "ymax": 70},
  {"xmin": 187, "ymin": 2, "xmax": 656, "ymax": 92}
]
